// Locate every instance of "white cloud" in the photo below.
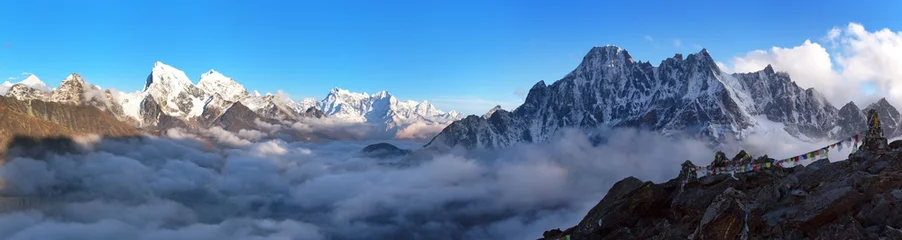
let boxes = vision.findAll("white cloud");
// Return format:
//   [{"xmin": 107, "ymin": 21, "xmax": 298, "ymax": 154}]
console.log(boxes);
[
  {"xmin": 827, "ymin": 27, "xmax": 842, "ymax": 42},
  {"xmin": 673, "ymin": 39, "xmax": 682, "ymax": 48},
  {"xmin": 644, "ymin": 35, "xmax": 654, "ymax": 42},
  {"xmin": 730, "ymin": 39, "xmax": 854, "ymax": 104},
  {"xmin": 722, "ymin": 22, "xmax": 902, "ymax": 108},
  {"xmin": 19, "ymin": 72, "xmax": 32, "ymax": 77},
  {"xmin": 394, "ymin": 122, "xmax": 447, "ymax": 140}
]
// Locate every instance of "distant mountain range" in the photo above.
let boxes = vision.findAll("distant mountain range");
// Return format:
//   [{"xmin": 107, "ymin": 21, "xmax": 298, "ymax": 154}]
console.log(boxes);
[
  {"xmin": 5, "ymin": 46, "xmax": 899, "ymax": 151},
  {"xmin": 0, "ymin": 62, "xmax": 462, "ymax": 142},
  {"xmin": 426, "ymin": 45, "xmax": 899, "ymax": 149}
]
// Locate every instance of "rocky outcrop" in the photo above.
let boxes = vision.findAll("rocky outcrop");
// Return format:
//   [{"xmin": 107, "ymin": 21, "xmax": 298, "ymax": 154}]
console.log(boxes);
[
  {"xmin": 212, "ymin": 102, "xmax": 266, "ymax": 132},
  {"xmin": 5, "ymin": 84, "xmax": 50, "ymax": 101},
  {"xmin": 542, "ymin": 147, "xmax": 902, "ymax": 239},
  {"xmin": 303, "ymin": 107, "xmax": 326, "ymax": 119},
  {"xmin": 360, "ymin": 142, "xmax": 410, "ymax": 158}
]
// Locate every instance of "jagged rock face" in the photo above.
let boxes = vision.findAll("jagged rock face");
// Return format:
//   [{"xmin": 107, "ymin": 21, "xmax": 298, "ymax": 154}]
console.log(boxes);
[
  {"xmin": 543, "ymin": 150, "xmax": 902, "ymax": 240},
  {"xmin": 302, "ymin": 107, "xmax": 326, "ymax": 119},
  {"xmin": 213, "ymin": 102, "xmax": 266, "ymax": 132},
  {"xmin": 143, "ymin": 62, "xmax": 207, "ymax": 118},
  {"xmin": 482, "ymin": 105, "xmax": 503, "ymax": 119},
  {"xmin": 430, "ymin": 47, "xmax": 755, "ymax": 149},
  {"xmin": 139, "ymin": 95, "xmax": 186, "ymax": 130},
  {"xmin": 50, "ymin": 74, "xmax": 124, "ymax": 116},
  {"xmin": 6, "ymin": 84, "xmax": 50, "ymax": 101},
  {"xmin": 51, "ymin": 74, "xmax": 95, "ymax": 104},
  {"xmin": 427, "ymin": 110, "xmax": 531, "ymax": 150},
  {"xmin": 732, "ymin": 66, "xmax": 839, "ymax": 139},
  {"xmin": 199, "ymin": 93, "xmax": 232, "ymax": 126},
  {"xmin": 429, "ymin": 46, "xmax": 902, "ymax": 149},
  {"xmin": 254, "ymin": 95, "xmax": 300, "ymax": 121},
  {"xmin": 838, "ymin": 102, "xmax": 869, "ymax": 138}
]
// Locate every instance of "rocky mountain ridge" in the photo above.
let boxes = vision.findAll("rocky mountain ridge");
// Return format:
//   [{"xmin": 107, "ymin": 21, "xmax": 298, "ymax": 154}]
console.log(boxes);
[
  {"xmin": 427, "ymin": 46, "xmax": 901, "ymax": 149},
  {"xmin": 2, "ymin": 62, "xmax": 462, "ymax": 140}
]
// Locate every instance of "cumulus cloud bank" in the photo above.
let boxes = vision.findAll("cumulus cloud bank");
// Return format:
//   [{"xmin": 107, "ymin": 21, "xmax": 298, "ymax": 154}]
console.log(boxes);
[
  {"xmin": 0, "ymin": 126, "xmax": 738, "ymax": 240},
  {"xmin": 722, "ymin": 22, "xmax": 902, "ymax": 108}
]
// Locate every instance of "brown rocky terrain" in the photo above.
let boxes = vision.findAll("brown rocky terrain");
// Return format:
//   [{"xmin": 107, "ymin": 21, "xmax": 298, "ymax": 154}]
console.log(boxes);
[
  {"xmin": 542, "ymin": 141, "xmax": 902, "ymax": 240},
  {"xmin": 0, "ymin": 96, "xmax": 141, "ymax": 159}
]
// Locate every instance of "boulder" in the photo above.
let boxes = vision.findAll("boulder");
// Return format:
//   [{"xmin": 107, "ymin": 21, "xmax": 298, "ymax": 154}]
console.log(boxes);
[
  {"xmin": 888, "ymin": 140, "xmax": 902, "ymax": 150},
  {"xmin": 690, "ymin": 188, "xmax": 750, "ymax": 240}
]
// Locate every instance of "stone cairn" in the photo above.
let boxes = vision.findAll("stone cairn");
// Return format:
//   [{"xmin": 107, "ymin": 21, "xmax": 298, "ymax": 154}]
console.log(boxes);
[{"xmin": 860, "ymin": 109, "xmax": 888, "ymax": 152}]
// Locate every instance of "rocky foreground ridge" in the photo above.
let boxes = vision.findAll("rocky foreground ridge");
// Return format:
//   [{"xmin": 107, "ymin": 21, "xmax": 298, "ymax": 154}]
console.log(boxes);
[{"xmin": 543, "ymin": 140, "xmax": 902, "ymax": 239}]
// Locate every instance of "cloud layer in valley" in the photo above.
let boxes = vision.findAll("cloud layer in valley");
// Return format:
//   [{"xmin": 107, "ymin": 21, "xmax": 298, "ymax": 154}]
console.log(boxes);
[
  {"xmin": 0, "ymin": 119, "xmax": 868, "ymax": 240},
  {"xmin": 0, "ymin": 126, "xmax": 732, "ymax": 240}
]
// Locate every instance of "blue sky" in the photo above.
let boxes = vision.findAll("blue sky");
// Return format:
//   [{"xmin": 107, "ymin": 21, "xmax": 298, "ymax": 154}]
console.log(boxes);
[{"xmin": 0, "ymin": 0, "xmax": 900, "ymax": 115}]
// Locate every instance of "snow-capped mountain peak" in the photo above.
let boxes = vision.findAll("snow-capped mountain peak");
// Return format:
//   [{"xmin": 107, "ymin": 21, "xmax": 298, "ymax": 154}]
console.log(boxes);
[
  {"xmin": 145, "ymin": 61, "xmax": 195, "ymax": 92},
  {"xmin": 317, "ymin": 87, "xmax": 462, "ymax": 126},
  {"xmin": 143, "ymin": 61, "xmax": 207, "ymax": 118},
  {"xmin": 20, "ymin": 74, "xmax": 51, "ymax": 92},
  {"xmin": 482, "ymin": 105, "xmax": 503, "ymax": 119},
  {"xmin": 197, "ymin": 69, "xmax": 248, "ymax": 102},
  {"xmin": 427, "ymin": 45, "xmax": 874, "ymax": 149}
]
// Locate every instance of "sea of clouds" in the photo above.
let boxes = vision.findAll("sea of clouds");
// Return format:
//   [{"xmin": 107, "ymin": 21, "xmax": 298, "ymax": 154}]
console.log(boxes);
[{"xmin": 0, "ymin": 124, "xmax": 867, "ymax": 240}]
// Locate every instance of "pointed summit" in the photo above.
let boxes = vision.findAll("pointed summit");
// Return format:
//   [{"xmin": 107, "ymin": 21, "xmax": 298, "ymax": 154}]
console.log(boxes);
[
  {"xmin": 763, "ymin": 64, "xmax": 775, "ymax": 74},
  {"xmin": 62, "ymin": 73, "xmax": 85, "ymax": 84},
  {"xmin": 51, "ymin": 73, "xmax": 103, "ymax": 105},
  {"xmin": 18, "ymin": 74, "xmax": 51, "ymax": 92},
  {"xmin": 372, "ymin": 90, "xmax": 392, "ymax": 99},
  {"xmin": 482, "ymin": 105, "xmax": 504, "ymax": 119},
  {"xmin": 143, "ymin": 61, "xmax": 207, "ymax": 118},
  {"xmin": 197, "ymin": 69, "xmax": 248, "ymax": 102},
  {"xmin": 145, "ymin": 61, "xmax": 195, "ymax": 92}
]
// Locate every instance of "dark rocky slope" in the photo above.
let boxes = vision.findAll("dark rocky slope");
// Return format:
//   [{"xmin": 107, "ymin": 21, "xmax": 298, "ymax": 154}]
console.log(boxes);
[{"xmin": 542, "ymin": 143, "xmax": 902, "ymax": 239}]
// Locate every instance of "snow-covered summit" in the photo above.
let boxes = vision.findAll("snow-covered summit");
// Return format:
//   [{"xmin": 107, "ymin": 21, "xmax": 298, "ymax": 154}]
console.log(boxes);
[
  {"xmin": 0, "ymin": 74, "xmax": 51, "ymax": 96},
  {"xmin": 318, "ymin": 87, "xmax": 461, "ymax": 125},
  {"xmin": 51, "ymin": 74, "xmax": 99, "ymax": 104},
  {"xmin": 482, "ymin": 105, "xmax": 504, "ymax": 119},
  {"xmin": 197, "ymin": 69, "xmax": 249, "ymax": 102},
  {"xmin": 19, "ymin": 74, "xmax": 51, "ymax": 92},
  {"xmin": 0, "ymin": 81, "xmax": 12, "ymax": 95},
  {"xmin": 143, "ymin": 61, "xmax": 207, "ymax": 118},
  {"xmin": 426, "ymin": 45, "xmax": 874, "ymax": 149}
]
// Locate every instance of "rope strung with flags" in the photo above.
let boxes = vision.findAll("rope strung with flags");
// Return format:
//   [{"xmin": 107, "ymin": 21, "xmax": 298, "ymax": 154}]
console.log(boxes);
[{"xmin": 686, "ymin": 131, "xmax": 864, "ymax": 178}]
